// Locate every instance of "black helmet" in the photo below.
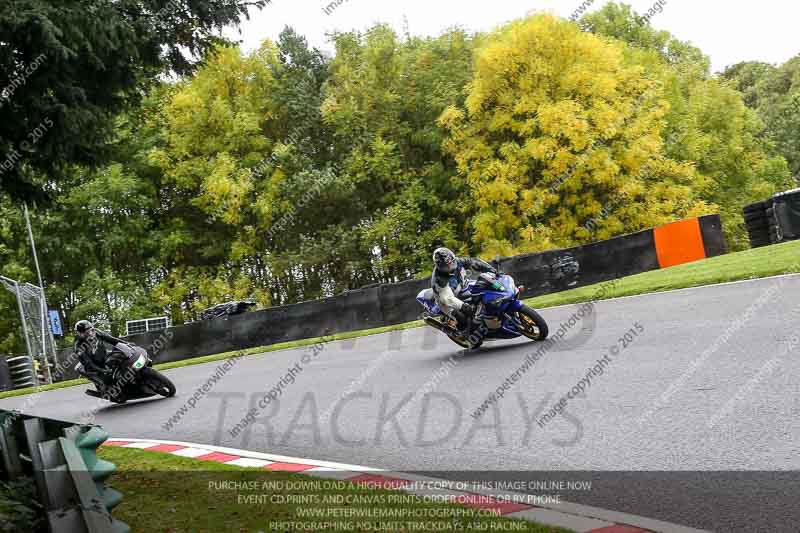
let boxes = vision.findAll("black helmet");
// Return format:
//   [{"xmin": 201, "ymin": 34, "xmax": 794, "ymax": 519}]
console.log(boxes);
[
  {"xmin": 74, "ymin": 320, "xmax": 95, "ymax": 340},
  {"xmin": 433, "ymin": 247, "xmax": 457, "ymax": 274}
]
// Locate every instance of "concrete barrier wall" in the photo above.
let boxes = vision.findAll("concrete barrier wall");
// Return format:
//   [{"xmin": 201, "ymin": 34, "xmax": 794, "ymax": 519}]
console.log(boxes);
[
  {"xmin": 497, "ymin": 225, "xmax": 660, "ymax": 298},
  {"xmin": 51, "ymin": 215, "xmax": 726, "ymax": 377},
  {"xmin": 699, "ymin": 214, "xmax": 728, "ymax": 257}
]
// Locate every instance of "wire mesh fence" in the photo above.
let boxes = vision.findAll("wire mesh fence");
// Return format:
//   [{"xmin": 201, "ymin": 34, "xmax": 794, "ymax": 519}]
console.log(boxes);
[{"xmin": 0, "ymin": 276, "xmax": 56, "ymax": 385}]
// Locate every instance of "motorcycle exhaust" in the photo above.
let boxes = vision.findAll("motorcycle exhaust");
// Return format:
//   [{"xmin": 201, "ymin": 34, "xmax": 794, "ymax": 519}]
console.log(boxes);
[{"xmin": 424, "ymin": 316, "xmax": 451, "ymax": 334}]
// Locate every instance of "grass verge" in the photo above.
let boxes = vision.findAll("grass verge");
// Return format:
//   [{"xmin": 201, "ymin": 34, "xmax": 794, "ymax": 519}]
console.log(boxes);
[
  {"xmin": 3, "ymin": 240, "xmax": 799, "ymax": 401},
  {"xmin": 99, "ymin": 446, "xmax": 568, "ymax": 533}
]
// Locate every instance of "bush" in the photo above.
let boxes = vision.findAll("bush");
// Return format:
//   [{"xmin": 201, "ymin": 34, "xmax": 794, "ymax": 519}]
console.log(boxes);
[{"xmin": 0, "ymin": 478, "xmax": 45, "ymax": 532}]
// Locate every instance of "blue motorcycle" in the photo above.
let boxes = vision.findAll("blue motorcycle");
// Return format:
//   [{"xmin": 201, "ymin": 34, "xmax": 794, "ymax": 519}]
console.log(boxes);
[{"xmin": 417, "ymin": 271, "xmax": 549, "ymax": 349}]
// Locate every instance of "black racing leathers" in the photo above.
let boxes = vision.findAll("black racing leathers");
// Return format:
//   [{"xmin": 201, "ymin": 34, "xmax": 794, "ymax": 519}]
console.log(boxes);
[{"xmin": 74, "ymin": 330, "xmax": 125, "ymax": 382}]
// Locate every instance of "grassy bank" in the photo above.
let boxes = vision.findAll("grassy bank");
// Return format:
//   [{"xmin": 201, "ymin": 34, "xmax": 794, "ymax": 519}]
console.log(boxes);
[
  {"xmin": 3, "ymin": 240, "xmax": 798, "ymax": 401},
  {"xmin": 99, "ymin": 446, "xmax": 566, "ymax": 533}
]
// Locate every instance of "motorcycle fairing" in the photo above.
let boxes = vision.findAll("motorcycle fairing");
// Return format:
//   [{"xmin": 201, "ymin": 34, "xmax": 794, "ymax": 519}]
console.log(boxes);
[{"xmin": 418, "ymin": 273, "xmax": 526, "ymax": 340}]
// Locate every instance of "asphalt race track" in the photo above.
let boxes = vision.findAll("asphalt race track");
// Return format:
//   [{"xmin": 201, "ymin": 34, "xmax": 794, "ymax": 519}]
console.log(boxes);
[{"xmin": 4, "ymin": 275, "xmax": 800, "ymax": 532}]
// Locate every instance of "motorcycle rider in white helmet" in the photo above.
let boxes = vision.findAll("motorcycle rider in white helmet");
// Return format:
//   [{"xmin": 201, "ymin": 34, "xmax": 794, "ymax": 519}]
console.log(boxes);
[{"xmin": 431, "ymin": 247, "xmax": 497, "ymax": 334}]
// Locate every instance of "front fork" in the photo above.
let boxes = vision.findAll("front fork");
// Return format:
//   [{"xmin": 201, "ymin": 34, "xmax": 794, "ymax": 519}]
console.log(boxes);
[
  {"xmin": 503, "ymin": 299, "xmax": 526, "ymax": 330},
  {"xmin": 466, "ymin": 298, "xmax": 524, "ymax": 332},
  {"xmin": 506, "ymin": 299, "xmax": 525, "ymax": 313}
]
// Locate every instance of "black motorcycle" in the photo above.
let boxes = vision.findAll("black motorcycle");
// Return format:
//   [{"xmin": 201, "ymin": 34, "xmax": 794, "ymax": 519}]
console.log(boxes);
[
  {"xmin": 86, "ymin": 343, "xmax": 176, "ymax": 404},
  {"xmin": 199, "ymin": 300, "xmax": 257, "ymax": 321}
]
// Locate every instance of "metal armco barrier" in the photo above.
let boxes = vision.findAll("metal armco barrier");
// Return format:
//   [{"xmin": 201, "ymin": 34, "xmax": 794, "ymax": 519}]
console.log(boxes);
[{"xmin": 0, "ymin": 409, "xmax": 130, "ymax": 533}]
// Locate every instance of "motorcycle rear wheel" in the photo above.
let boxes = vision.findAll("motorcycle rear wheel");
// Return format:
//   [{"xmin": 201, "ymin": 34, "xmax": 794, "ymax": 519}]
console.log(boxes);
[
  {"xmin": 141, "ymin": 367, "xmax": 176, "ymax": 398},
  {"xmin": 517, "ymin": 305, "xmax": 549, "ymax": 341}
]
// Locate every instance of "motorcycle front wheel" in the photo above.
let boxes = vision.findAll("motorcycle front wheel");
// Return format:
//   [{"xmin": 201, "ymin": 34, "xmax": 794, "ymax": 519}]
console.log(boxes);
[
  {"xmin": 140, "ymin": 367, "xmax": 176, "ymax": 398},
  {"xmin": 517, "ymin": 305, "xmax": 549, "ymax": 341}
]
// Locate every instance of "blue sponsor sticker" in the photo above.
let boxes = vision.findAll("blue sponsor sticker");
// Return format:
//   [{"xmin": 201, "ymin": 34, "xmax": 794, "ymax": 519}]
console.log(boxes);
[{"xmin": 48, "ymin": 310, "xmax": 63, "ymax": 336}]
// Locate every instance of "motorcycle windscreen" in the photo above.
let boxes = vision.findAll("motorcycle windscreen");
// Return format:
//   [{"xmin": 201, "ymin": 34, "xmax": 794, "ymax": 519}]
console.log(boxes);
[
  {"xmin": 481, "ymin": 276, "xmax": 516, "ymax": 302},
  {"xmin": 499, "ymin": 274, "xmax": 517, "ymax": 295}
]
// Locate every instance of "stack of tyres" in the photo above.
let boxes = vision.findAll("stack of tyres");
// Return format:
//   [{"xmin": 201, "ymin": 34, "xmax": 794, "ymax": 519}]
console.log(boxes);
[
  {"xmin": 766, "ymin": 202, "xmax": 781, "ymax": 244},
  {"xmin": 743, "ymin": 200, "xmax": 772, "ymax": 248},
  {"xmin": 771, "ymin": 188, "xmax": 800, "ymax": 242}
]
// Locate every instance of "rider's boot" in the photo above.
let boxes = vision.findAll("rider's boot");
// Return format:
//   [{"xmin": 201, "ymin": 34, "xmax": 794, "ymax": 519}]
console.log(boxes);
[
  {"xmin": 82, "ymin": 371, "xmax": 109, "ymax": 397},
  {"xmin": 84, "ymin": 382, "xmax": 105, "ymax": 397},
  {"xmin": 453, "ymin": 304, "xmax": 474, "ymax": 336}
]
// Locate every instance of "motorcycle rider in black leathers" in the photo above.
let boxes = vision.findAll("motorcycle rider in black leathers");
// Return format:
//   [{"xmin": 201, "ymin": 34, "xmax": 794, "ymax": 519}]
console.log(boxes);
[
  {"xmin": 73, "ymin": 320, "xmax": 125, "ymax": 394},
  {"xmin": 431, "ymin": 247, "xmax": 497, "ymax": 334}
]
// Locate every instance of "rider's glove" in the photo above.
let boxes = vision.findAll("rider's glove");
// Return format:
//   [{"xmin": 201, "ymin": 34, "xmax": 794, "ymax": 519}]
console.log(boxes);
[{"xmin": 461, "ymin": 302, "xmax": 475, "ymax": 317}]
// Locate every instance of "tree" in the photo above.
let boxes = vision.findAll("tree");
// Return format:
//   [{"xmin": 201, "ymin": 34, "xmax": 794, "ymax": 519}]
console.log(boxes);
[
  {"xmin": 440, "ymin": 14, "xmax": 711, "ymax": 257},
  {"xmin": 582, "ymin": 3, "xmax": 794, "ymax": 249},
  {"xmin": 721, "ymin": 61, "xmax": 779, "ymax": 108},
  {"xmin": 0, "ymin": 0, "xmax": 267, "ymax": 200},
  {"xmin": 723, "ymin": 57, "xmax": 800, "ymax": 183},
  {"xmin": 322, "ymin": 26, "xmax": 476, "ymax": 277},
  {"xmin": 580, "ymin": 2, "xmax": 710, "ymax": 74},
  {"xmin": 0, "ymin": 195, "xmax": 34, "ymax": 353},
  {"xmin": 147, "ymin": 42, "xmax": 281, "ymax": 315},
  {"xmin": 3, "ymin": 95, "xmax": 169, "ymax": 338}
]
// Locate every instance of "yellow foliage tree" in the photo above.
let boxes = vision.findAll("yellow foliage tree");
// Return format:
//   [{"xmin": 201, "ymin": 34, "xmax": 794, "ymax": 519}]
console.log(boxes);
[
  {"xmin": 440, "ymin": 14, "xmax": 713, "ymax": 257},
  {"xmin": 146, "ymin": 43, "xmax": 283, "ymax": 310},
  {"xmin": 149, "ymin": 43, "xmax": 281, "ymax": 230}
]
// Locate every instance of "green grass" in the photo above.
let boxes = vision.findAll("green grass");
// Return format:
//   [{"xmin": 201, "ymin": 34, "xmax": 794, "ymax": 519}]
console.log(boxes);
[
  {"xmin": 3, "ymin": 240, "xmax": 799, "ymax": 401},
  {"xmin": 99, "ymin": 446, "xmax": 568, "ymax": 533}
]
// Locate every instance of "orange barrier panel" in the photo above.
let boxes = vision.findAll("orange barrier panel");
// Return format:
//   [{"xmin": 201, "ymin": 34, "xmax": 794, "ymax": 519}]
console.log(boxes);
[{"xmin": 653, "ymin": 218, "xmax": 707, "ymax": 268}]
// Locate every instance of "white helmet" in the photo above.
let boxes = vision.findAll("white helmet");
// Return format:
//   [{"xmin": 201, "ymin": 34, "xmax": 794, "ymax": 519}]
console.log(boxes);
[{"xmin": 433, "ymin": 247, "xmax": 457, "ymax": 274}]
